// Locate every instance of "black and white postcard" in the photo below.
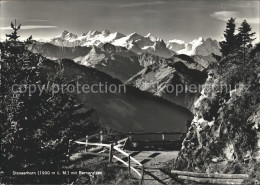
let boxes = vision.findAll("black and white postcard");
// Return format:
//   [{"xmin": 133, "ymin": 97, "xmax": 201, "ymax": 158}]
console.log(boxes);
[{"xmin": 0, "ymin": 0, "xmax": 260, "ymax": 184}]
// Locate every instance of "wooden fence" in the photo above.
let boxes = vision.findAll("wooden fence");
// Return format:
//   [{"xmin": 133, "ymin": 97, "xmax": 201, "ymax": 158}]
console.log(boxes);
[
  {"xmin": 68, "ymin": 132, "xmax": 145, "ymax": 184},
  {"xmin": 67, "ymin": 131, "xmax": 187, "ymax": 184},
  {"xmin": 171, "ymin": 170, "xmax": 249, "ymax": 184}
]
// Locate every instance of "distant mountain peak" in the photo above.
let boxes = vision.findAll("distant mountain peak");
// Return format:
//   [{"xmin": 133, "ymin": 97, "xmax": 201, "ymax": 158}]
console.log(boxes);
[
  {"xmin": 196, "ymin": 36, "xmax": 204, "ymax": 41},
  {"xmin": 57, "ymin": 30, "xmax": 78, "ymax": 40},
  {"xmin": 128, "ymin": 32, "xmax": 141, "ymax": 39},
  {"xmin": 48, "ymin": 30, "xmax": 220, "ymax": 57},
  {"xmin": 129, "ymin": 32, "xmax": 138, "ymax": 36},
  {"xmin": 145, "ymin": 33, "xmax": 151, "ymax": 37},
  {"xmin": 167, "ymin": 37, "xmax": 220, "ymax": 56},
  {"xmin": 191, "ymin": 37, "xmax": 204, "ymax": 45},
  {"xmin": 168, "ymin": 39, "xmax": 185, "ymax": 44},
  {"xmin": 205, "ymin": 37, "xmax": 213, "ymax": 41},
  {"xmin": 62, "ymin": 30, "xmax": 69, "ymax": 34},
  {"xmin": 114, "ymin": 32, "xmax": 125, "ymax": 37},
  {"xmin": 91, "ymin": 30, "xmax": 100, "ymax": 35},
  {"xmin": 153, "ymin": 40, "xmax": 166, "ymax": 48},
  {"xmin": 102, "ymin": 30, "xmax": 110, "ymax": 36}
]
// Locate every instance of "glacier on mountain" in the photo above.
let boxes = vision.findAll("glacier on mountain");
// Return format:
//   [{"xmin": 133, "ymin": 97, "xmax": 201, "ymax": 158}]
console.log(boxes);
[
  {"xmin": 166, "ymin": 37, "xmax": 221, "ymax": 56},
  {"xmin": 49, "ymin": 30, "xmax": 220, "ymax": 57}
]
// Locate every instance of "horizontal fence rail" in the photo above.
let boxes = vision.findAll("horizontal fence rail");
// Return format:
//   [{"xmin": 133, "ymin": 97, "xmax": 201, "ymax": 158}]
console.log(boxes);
[
  {"xmin": 74, "ymin": 141, "xmax": 110, "ymax": 147},
  {"xmin": 171, "ymin": 170, "xmax": 249, "ymax": 184},
  {"xmin": 113, "ymin": 155, "xmax": 142, "ymax": 177},
  {"xmin": 114, "ymin": 146, "xmax": 143, "ymax": 167},
  {"xmin": 69, "ymin": 131, "xmax": 189, "ymax": 184},
  {"xmin": 103, "ymin": 132, "xmax": 185, "ymax": 137},
  {"xmin": 70, "ymin": 133, "xmax": 145, "ymax": 184},
  {"xmin": 127, "ymin": 132, "xmax": 185, "ymax": 135},
  {"xmin": 171, "ymin": 170, "xmax": 249, "ymax": 179}
]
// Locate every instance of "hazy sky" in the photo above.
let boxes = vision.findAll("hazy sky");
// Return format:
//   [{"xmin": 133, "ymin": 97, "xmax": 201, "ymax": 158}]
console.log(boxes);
[{"xmin": 0, "ymin": 0, "xmax": 259, "ymax": 42}]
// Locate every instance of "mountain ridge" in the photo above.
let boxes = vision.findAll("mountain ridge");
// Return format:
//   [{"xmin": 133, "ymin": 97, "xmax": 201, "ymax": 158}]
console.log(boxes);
[{"xmin": 48, "ymin": 30, "xmax": 220, "ymax": 57}]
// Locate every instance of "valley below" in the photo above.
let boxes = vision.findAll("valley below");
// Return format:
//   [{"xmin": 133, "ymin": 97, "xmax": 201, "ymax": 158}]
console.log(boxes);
[{"xmin": 30, "ymin": 30, "xmax": 260, "ymax": 184}]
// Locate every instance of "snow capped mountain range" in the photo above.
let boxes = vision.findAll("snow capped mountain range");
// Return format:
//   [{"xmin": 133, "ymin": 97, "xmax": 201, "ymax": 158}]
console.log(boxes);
[
  {"xmin": 49, "ymin": 30, "xmax": 220, "ymax": 57},
  {"xmin": 166, "ymin": 37, "xmax": 221, "ymax": 56},
  {"xmin": 73, "ymin": 43, "xmax": 143, "ymax": 82},
  {"xmin": 51, "ymin": 30, "xmax": 125, "ymax": 47}
]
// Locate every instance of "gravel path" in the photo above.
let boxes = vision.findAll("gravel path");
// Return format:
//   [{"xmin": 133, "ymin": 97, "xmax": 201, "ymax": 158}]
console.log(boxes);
[{"xmin": 124, "ymin": 150, "xmax": 179, "ymax": 184}]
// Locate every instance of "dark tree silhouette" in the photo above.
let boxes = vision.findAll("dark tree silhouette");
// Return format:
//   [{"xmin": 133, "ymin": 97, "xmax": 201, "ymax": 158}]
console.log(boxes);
[
  {"xmin": 235, "ymin": 20, "xmax": 256, "ymax": 64},
  {"xmin": 25, "ymin": 35, "xmax": 33, "ymax": 45},
  {"xmin": 1, "ymin": 22, "xmax": 100, "ymax": 184},
  {"xmin": 219, "ymin": 18, "xmax": 237, "ymax": 56},
  {"xmin": 5, "ymin": 19, "xmax": 21, "ymax": 41},
  {"xmin": 237, "ymin": 20, "xmax": 256, "ymax": 49}
]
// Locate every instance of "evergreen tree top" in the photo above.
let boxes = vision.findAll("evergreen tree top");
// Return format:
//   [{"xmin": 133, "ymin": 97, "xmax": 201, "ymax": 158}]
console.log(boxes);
[{"xmin": 5, "ymin": 19, "xmax": 21, "ymax": 41}]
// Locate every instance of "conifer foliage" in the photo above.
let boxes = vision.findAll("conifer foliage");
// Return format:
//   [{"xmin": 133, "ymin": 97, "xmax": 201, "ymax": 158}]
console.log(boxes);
[
  {"xmin": 237, "ymin": 20, "xmax": 256, "ymax": 49},
  {"xmin": 219, "ymin": 18, "xmax": 256, "ymax": 57},
  {"xmin": 0, "ymin": 21, "xmax": 100, "ymax": 183},
  {"xmin": 219, "ymin": 18, "xmax": 237, "ymax": 56},
  {"xmin": 5, "ymin": 19, "xmax": 21, "ymax": 41}
]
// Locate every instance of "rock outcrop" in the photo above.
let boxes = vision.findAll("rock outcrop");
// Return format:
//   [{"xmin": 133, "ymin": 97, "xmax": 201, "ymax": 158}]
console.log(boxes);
[
  {"xmin": 126, "ymin": 58, "xmax": 208, "ymax": 111},
  {"xmin": 174, "ymin": 50, "xmax": 260, "ymax": 182}
]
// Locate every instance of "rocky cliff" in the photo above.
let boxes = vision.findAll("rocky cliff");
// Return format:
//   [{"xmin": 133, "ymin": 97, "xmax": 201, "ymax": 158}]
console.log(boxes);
[
  {"xmin": 127, "ymin": 57, "xmax": 208, "ymax": 111},
  {"xmin": 174, "ymin": 49, "xmax": 260, "ymax": 183}
]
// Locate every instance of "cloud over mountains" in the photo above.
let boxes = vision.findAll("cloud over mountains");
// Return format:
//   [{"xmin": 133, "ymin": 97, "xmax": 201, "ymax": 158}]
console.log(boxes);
[
  {"xmin": 0, "ymin": 25, "xmax": 57, "ymax": 30},
  {"xmin": 211, "ymin": 11, "xmax": 260, "ymax": 24}
]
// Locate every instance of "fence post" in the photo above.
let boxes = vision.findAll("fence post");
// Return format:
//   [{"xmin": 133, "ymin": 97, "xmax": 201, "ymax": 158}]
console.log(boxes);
[
  {"xmin": 162, "ymin": 132, "xmax": 165, "ymax": 141},
  {"xmin": 128, "ymin": 155, "xmax": 131, "ymax": 176},
  {"xmin": 85, "ymin": 135, "xmax": 89, "ymax": 152},
  {"xmin": 139, "ymin": 166, "xmax": 144, "ymax": 185},
  {"xmin": 100, "ymin": 130, "xmax": 104, "ymax": 143},
  {"xmin": 67, "ymin": 139, "xmax": 72, "ymax": 163},
  {"xmin": 109, "ymin": 144, "xmax": 113, "ymax": 162}
]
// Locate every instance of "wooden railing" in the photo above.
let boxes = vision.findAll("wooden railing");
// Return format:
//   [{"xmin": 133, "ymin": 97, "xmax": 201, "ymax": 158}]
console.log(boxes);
[
  {"xmin": 106, "ymin": 131, "xmax": 185, "ymax": 143},
  {"xmin": 171, "ymin": 170, "xmax": 249, "ymax": 184},
  {"xmin": 69, "ymin": 133, "xmax": 145, "ymax": 184},
  {"xmin": 67, "ymin": 131, "xmax": 187, "ymax": 184},
  {"xmin": 105, "ymin": 131, "xmax": 185, "ymax": 137},
  {"xmin": 113, "ymin": 145, "xmax": 144, "ymax": 179}
]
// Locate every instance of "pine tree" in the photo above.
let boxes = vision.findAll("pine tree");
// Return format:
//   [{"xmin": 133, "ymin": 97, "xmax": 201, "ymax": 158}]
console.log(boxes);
[
  {"xmin": 236, "ymin": 20, "xmax": 256, "ymax": 65},
  {"xmin": 237, "ymin": 20, "xmax": 256, "ymax": 49},
  {"xmin": 5, "ymin": 19, "xmax": 21, "ymax": 41},
  {"xmin": 1, "ymin": 22, "xmax": 100, "ymax": 183},
  {"xmin": 219, "ymin": 18, "xmax": 237, "ymax": 56}
]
